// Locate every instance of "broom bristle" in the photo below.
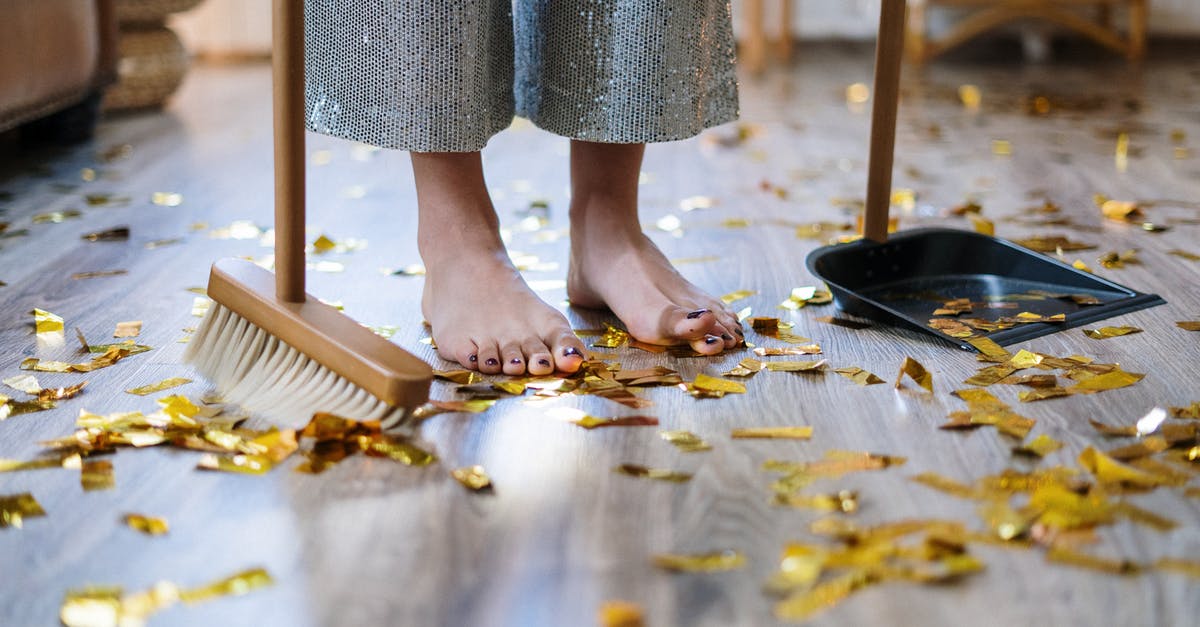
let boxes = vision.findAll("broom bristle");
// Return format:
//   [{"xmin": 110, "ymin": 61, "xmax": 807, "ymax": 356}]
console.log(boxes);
[{"xmin": 184, "ymin": 303, "xmax": 412, "ymax": 432}]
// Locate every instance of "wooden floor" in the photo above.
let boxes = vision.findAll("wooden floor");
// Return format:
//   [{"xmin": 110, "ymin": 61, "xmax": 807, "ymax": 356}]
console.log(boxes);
[{"xmin": 2, "ymin": 41, "xmax": 1199, "ymax": 626}]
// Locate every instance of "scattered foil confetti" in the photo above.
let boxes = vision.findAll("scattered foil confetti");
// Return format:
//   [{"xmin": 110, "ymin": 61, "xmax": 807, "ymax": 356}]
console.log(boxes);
[
  {"xmin": 451, "ymin": 465, "xmax": 492, "ymax": 491},
  {"xmin": 82, "ymin": 227, "xmax": 130, "ymax": 241},
  {"xmin": 572, "ymin": 415, "xmax": 658, "ymax": 429},
  {"xmin": 833, "ymin": 367, "xmax": 884, "ymax": 385},
  {"xmin": 691, "ymin": 373, "xmax": 746, "ymax": 395},
  {"xmin": 653, "ymin": 550, "xmax": 746, "ymax": 572},
  {"xmin": 895, "ymin": 357, "xmax": 933, "ymax": 392},
  {"xmin": 614, "ymin": 464, "xmax": 692, "ymax": 483},
  {"xmin": 1, "ymin": 492, "xmax": 46, "ymax": 528},
  {"xmin": 660, "ymin": 430, "xmax": 712, "ymax": 452},
  {"xmin": 731, "ymin": 426, "xmax": 813, "ymax": 440},
  {"xmin": 123, "ymin": 513, "xmax": 169, "ymax": 536},
  {"xmin": 1013, "ymin": 434, "xmax": 1065, "ymax": 458},
  {"xmin": 113, "ymin": 321, "xmax": 142, "ymax": 338},
  {"xmin": 151, "ymin": 192, "xmax": 183, "ymax": 207},
  {"xmin": 81, "ymin": 460, "xmax": 114, "ymax": 491},
  {"xmin": 126, "ymin": 378, "xmax": 191, "ymax": 396},
  {"xmin": 598, "ymin": 600, "xmax": 645, "ymax": 627},
  {"xmin": 720, "ymin": 289, "xmax": 757, "ymax": 305}
]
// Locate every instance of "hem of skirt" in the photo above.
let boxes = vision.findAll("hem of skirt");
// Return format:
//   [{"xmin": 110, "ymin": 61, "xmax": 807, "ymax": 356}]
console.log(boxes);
[
  {"xmin": 303, "ymin": 115, "xmax": 514, "ymax": 153},
  {"xmin": 524, "ymin": 109, "xmax": 740, "ymax": 145}
]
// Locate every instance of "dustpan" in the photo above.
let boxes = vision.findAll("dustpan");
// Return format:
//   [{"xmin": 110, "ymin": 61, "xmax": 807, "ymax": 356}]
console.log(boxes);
[{"xmin": 806, "ymin": 1, "xmax": 1165, "ymax": 350}]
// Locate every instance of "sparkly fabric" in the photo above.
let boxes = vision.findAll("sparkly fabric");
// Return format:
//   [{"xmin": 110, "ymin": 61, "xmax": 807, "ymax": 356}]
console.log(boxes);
[{"xmin": 304, "ymin": 1, "xmax": 739, "ymax": 152}]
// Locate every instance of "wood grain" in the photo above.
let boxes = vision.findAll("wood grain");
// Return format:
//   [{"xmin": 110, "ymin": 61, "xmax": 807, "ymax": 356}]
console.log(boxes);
[{"xmin": 2, "ymin": 42, "xmax": 1200, "ymax": 626}]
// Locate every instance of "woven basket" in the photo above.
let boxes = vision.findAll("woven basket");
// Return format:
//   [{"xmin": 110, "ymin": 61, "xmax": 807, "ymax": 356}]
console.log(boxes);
[
  {"xmin": 116, "ymin": 0, "xmax": 205, "ymax": 25},
  {"xmin": 102, "ymin": 26, "xmax": 189, "ymax": 111}
]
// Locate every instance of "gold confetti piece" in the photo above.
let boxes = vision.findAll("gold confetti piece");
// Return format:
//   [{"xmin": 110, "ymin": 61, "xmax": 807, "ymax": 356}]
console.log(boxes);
[
  {"xmin": 732, "ymin": 426, "xmax": 813, "ymax": 440},
  {"xmin": 833, "ymin": 367, "xmax": 884, "ymax": 386},
  {"xmin": 311, "ymin": 234, "xmax": 337, "ymax": 253},
  {"xmin": 197, "ymin": 453, "xmax": 272, "ymax": 475},
  {"xmin": 59, "ymin": 586, "xmax": 127, "ymax": 627},
  {"xmin": 1068, "ymin": 369, "xmax": 1144, "ymax": 393},
  {"xmin": 1018, "ymin": 387, "xmax": 1071, "ymax": 403},
  {"xmin": 628, "ymin": 339, "xmax": 667, "ymax": 353},
  {"xmin": 1175, "ymin": 321, "xmax": 1200, "ymax": 331},
  {"xmin": 1155, "ymin": 559, "xmax": 1200, "ymax": 579},
  {"xmin": 451, "ymin": 465, "xmax": 492, "ymax": 491},
  {"xmin": 969, "ymin": 214, "xmax": 994, "ymax": 235},
  {"xmin": 720, "ymin": 289, "xmax": 757, "ymax": 305},
  {"xmin": 572, "ymin": 415, "xmax": 659, "ymax": 429},
  {"xmin": 0, "ymin": 457, "xmax": 64, "ymax": 473},
  {"xmin": 33, "ymin": 308, "xmax": 64, "ymax": 334},
  {"xmin": 1082, "ymin": 325, "xmax": 1143, "ymax": 340},
  {"xmin": 1013, "ymin": 434, "xmax": 1064, "ymax": 458},
  {"xmin": 3, "ymin": 374, "xmax": 41, "ymax": 394},
  {"xmin": 81, "ymin": 460, "xmax": 114, "ymax": 491},
  {"xmin": 0, "ymin": 399, "xmax": 56, "ymax": 418},
  {"xmin": 911, "ymin": 472, "xmax": 986, "ymax": 500},
  {"xmin": 773, "ymin": 490, "xmax": 859, "ymax": 513},
  {"xmin": 1078, "ymin": 447, "xmax": 1166, "ymax": 488},
  {"xmin": 37, "ymin": 382, "xmax": 88, "ymax": 402},
  {"xmin": 614, "ymin": 464, "xmax": 692, "ymax": 482},
  {"xmin": 1116, "ymin": 502, "xmax": 1178, "ymax": 532},
  {"xmin": 85, "ymin": 194, "xmax": 132, "ymax": 207},
  {"xmin": 959, "ymin": 84, "xmax": 981, "ymax": 109},
  {"xmin": 112, "ymin": 321, "xmax": 141, "ymax": 338},
  {"xmin": 895, "ymin": 357, "xmax": 933, "ymax": 392},
  {"xmin": 1047, "ymin": 546, "xmax": 1139, "ymax": 575},
  {"xmin": 660, "ymin": 430, "xmax": 712, "ymax": 452},
  {"xmin": 1100, "ymin": 199, "xmax": 1142, "ymax": 223},
  {"xmin": 765, "ymin": 360, "xmax": 828, "ymax": 373},
  {"xmin": 753, "ymin": 345, "xmax": 821, "ymax": 356},
  {"xmin": 178, "ymin": 567, "xmax": 274, "ymax": 604},
  {"xmin": 125, "ymin": 377, "xmax": 191, "ymax": 396},
  {"xmin": 1104, "ymin": 436, "xmax": 1169, "ymax": 462},
  {"xmin": 963, "ymin": 365, "xmax": 1017, "ymax": 386},
  {"xmin": 992, "ymin": 139, "xmax": 1012, "ymax": 156},
  {"xmin": 998, "ymin": 373, "xmax": 1058, "ymax": 388},
  {"xmin": 653, "ymin": 550, "xmax": 746, "ymax": 572},
  {"xmin": 123, "ymin": 513, "xmax": 169, "ymax": 536},
  {"xmin": 81, "ymin": 226, "xmax": 130, "ymax": 241},
  {"xmin": 968, "ymin": 337, "xmax": 1012, "ymax": 362},
  {"xmin": 816, "ymin": 316, "xmax": 871, "ymax": 330},
  {"xmin": 428, "ymin": 399, "xmax": 496, "ymax": 414},
  {"xmin": 32, "ymin": 209, "xmax": 83, "ymax": 223},
  {"xmin": 1013, "ymin": 235, "xmax": 1097, "ymax": 253},
  {"xmin": 157, "ymin": 395, "xmax": 200, "ymax": 421},
  {"xmin": 70, "ymin": 270, "xmax": 129, "ymax": 280},
  {"xmin": 775, "ymin": 570, "xmax": 873, "ymax": 622},
  {"xmin": 1, "ymin": 492, "xmax": 46, "ymax": 528},
  {"xmin": 1169, "ymin": 402, "xmax": 1200, "ymax": 419},
  {"xmin": 692, "ymin": 373, "xmax": 746, "ymax": 395},
  {"xmin": 591, "ymin": 324, "xmax": 630, "ymax": 349},
  {"xmin": 1168, "ymin": 249, "xmax": 1200, "ymax": 261},
  {"xmin": 1008, "ymin": 350, "xmax": 1044, "ymax": 369},
  {"xmin": 599, "ymin": 600, "xmax": 645, "ymax": 627},
  {"xmin": 431, "ymin": 369, "xmax": 482, "ymax": 385},
  {"xmin": 361, "ymin": 435, "xmax": 437, "ymax": 466},
  {"xmin": 151, "ymin": 192, "xmax": 183, "ymax": 207}
]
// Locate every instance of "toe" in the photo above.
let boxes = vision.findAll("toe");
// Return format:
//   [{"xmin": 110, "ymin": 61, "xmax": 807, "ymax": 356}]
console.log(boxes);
[
  {"xmin": 667, "ymin": 307, "xmax": 717, "ymax": 340},
  {"xmin": 476, "ymin": 342, "xmax": 502, "ymax": 374},
  {"xmin": 712, "ymin": 323, "xmax": 739, "ymax": 349},
  {"xmin": 450, "ymin": 341, "xmax": 480, "ymax": 371},
  {"xmin": 523, "ymin": 339, "xmax": 554, "ymax": 376},
  {"xmin": 501, "ymin": 341, "xmax": 526, "ymax": 376},
  {"xmin": 551, "ymin": 331, "xmax": 587, "ymax": 374},
  {"xmin": 690, "ymin": 333, "xmax": 726, "ymax": 356}
]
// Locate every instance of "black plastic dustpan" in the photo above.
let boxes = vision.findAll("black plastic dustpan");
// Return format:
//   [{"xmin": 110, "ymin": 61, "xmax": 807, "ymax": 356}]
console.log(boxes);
[{"xmin": 806, "ymin": 1, "xmax": 1165, "ymax": 350}]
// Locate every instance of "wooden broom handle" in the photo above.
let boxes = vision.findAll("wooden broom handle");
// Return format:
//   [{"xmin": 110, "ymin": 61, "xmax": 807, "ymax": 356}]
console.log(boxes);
[
  {"xmin": 273, "ymin": 0, "xmax": 306, "ymax": 302},
  {"xmin": 863, "ymin": 0, "xmax": 906, "ymax": 244}
]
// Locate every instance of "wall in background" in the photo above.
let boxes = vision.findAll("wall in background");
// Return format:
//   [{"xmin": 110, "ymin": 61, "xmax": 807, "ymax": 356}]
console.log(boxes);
[{"xmin": 172, "ymin": 0, "xmax": 1200, "ymax": 58}]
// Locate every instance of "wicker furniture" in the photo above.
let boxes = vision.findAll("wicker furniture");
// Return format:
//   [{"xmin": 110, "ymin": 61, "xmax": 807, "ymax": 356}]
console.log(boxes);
[{"xmin": 104, "ymin": 0, "xmax": 204, "ymax": 111}]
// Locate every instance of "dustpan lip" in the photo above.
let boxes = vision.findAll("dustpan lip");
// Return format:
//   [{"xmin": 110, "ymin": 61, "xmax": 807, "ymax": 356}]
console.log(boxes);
[{"xmin": 804, "ymin": 226, "xmax": 1167, "ymax": 350}]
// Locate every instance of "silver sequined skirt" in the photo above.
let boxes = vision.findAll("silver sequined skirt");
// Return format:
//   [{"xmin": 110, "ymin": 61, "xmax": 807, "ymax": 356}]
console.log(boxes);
[{"xmin": 304, "ymin": 1, "xmax": 739, "ymax": 152}]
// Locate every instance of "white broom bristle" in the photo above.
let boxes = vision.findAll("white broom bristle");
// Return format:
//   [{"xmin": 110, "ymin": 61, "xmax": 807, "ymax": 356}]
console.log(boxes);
[{"xmin": 183, "ymin": 303, "xmax": 412, "ymax": 432}]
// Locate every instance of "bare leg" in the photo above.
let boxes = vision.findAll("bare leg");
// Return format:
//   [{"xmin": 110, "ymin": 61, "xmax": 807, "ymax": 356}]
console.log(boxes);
[
  {"xmin": 412, "ymin": 151, "xmax": 586, "ymax": 375},
  {"xmin": 566, "ymin": 141, "xmax": 741, "ymax": 355}
]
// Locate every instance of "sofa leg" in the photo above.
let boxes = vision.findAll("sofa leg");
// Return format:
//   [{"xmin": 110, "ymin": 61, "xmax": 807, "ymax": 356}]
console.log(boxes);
[{"xmin": 21, "ymin": 91, "xmax": 103, "ymax": 146}]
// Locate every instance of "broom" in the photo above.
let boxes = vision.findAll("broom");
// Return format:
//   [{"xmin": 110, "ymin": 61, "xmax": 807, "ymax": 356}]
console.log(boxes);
[{"xmin": 184, "ymin": 0, "xmax": 432, "ymax": 430}]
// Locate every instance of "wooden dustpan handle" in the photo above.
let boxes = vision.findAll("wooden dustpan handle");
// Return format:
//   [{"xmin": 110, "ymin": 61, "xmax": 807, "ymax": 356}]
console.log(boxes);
[
  {"xmin": 863, "ymin": 0, "xmax": 906, "ymax": 244},
  {"xmin": 273, "ymin": 0, "xmax": 306, "ymax": 302}
]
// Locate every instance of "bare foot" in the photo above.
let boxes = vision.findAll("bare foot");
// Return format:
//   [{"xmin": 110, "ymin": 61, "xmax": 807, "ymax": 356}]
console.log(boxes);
[
  {"xmin": 566, "ymin": 140, "xmax": 741, "ymax": 355},
  {"xmin": 422, "ymin": 249, "xmax": 585, "ymax": 375},
  {"xmin": 567, "ymin": 218, "xmax": 742, "ymax": 355},
  {"xmin": 412, "ymin": 150, "xmax": 586, "ymax": 376}
]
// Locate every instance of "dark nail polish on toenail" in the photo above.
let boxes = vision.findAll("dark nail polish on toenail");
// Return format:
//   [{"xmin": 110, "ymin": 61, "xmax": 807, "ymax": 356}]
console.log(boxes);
[
  {"xmin": 538, "ymin": 358, "xmax": 551, "ymax": 367},
  {"xmin": 704, "ymin": 335, "xmax": 720, "ymax": 345},
  {"xmin": 721, "ymin": 333, "xmax": 733, "ymax": 341},
  {"xmin": 733, "ymin": 327, "xmax": 744, "ymax": 336},
  {"xmin": 469, "ymin": 354, "xmax": 478, "ymax": 362},
  {"xmin": 563, "ymin": 347, "xmax": 582, "ymax": 357},
  {"xmin": 485, "ymin": 358, "xmax": 499, "ymax": 367},
  {"xmin": 510, "ymin": 358, "xmax": 522, "ymax": 365},
  {"xmin": 686, "ymin": 309, "xmax": 710, "ymax": 319}
]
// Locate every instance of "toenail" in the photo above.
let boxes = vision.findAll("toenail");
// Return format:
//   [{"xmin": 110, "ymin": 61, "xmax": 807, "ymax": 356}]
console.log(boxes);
[
  {"xmin": 721, "ymin": 333, "xmax": 733, "ymax": 340},
  {"xmin": 485, "ymin": 358, "xmax": 499, "ymax": 367},
  {"xmin": 469, "ymin": 354, "xmax": 478, "ymax": 362},
  {"xmin": 563, "ymin": 347, "xmax": 582, "ymax": 357},
  {"xmin": 538, "ymin": 358, "xmax": 551, "ymax": 367},
  {"xmin": 704, "ymin": 335, "xmax": 720, "ymax": 345},
  {"xmin": 734, "ymin": 327, "xmax": 744, "ymax": 336},
  {"xmin": 686, "ymin": 309, "xmax": 710, "ymax": 319},
  {"xmin": 510, "ymin": 358, "xmax": 522, "ymax": 365}
]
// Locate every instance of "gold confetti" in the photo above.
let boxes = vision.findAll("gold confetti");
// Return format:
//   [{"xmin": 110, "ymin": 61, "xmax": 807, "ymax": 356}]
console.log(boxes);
[
  {"xmin": 765, "ymin": 360, "xmax": 828, "ymax": 373},
  {"xmin": 1, "ymin": 492, "xmax": 46, "ymax": 528},
  {"xmin": 178, "ymin": 567, "xmax": 274, "ymax": 604},
  {"xmin": 125, "ymin": 377, "xmax": 191, "ymax": 396},
  {"xmin": 1155, "ymin": 559, "xmax": 1200, "ymax": 579},
  {"xmin": 32, "ymin": 209, "xmax": 83, "ymax": 223},
  {"xmin": 198, "ymin": 453, "xmax": 272, "ymax": 475},
  {"xmin": 572, "ymin": 415, "xmax": 659, "ymax": 429},
  {"xmin": 599, "ymin": 601, "xmax": 645, "ymax": 627},
  {"xmin": 3, "ymin": 374, "xmax": 41, "ymax": 394},
  {"xmin": 754, "ymin": 345, "xmax": 821, "ymax": 356},
  {"xmin": 660, "ymin": 430, "xmax": 712, "ymax": 452},
  {"xmin": 1078, "ymin": 447, "xmax": 1166, "ymax": 489},
  {"xmin": 732, "ymin": 426, "xmax": 813, "ymax": 440},
  {"xmin": 144, "ymin": 238, "xmax": 183, "ymax": 249},
  {"xmin": 833, "ymin": 367, "xmax": 884, "ymax": 386},
  {"xmin": 692, "ymin": 373, "xmax": 746, "ymax": 395},
  {"xmin": 968, "ymin": 337, "xmax": 1012, "ymax": 362},
  {"xmin": 82, "ymin": 226, "xmax": 130, "ymax": 241},
  {"xmin": 451, "ymin": 465, "xmax": 492, "ymax": 491},
  {"xmin": 1013, "ymin": 434, "xmax": 1064, "ymax": 458},
  {"xmin": 1168, "ymin": 249, "xmax": 1200, "ymax": 261},
  {"xmin": 1068, "ymin": 369, "xmax": 1144, "ymax": 393},
  {"xmin": 37, "ymin": 382, "xmax": 88, "ymax": 402},
  {"xmin": 653, "ymin": 550, "xmax": 746, "ymax": 572},
  {"xmin": 895, "ymin": 357, "xmax": 933, "ymax": 392},
  {"xmin": 1097, "ymin": 249, "xmax": 1140, "ymax": 269},
  {"xmin": 151, "ymin": 192, "xmax": 183, "ymax": 207},
  {"xmin": 992, "ymin": 139, "xmax": 1012, "ymax": 156},
  {"xmin": 123, "ymin": 513, "xmax": 169, "ymax": 536},
  {"xmin": 113, "ymin": 321, "xmax": 142, "ymax": 337},
  {"xmin": 1047, "ymin": 546, "xmax": 1139, "ymax": 575},
  {"xmin": 1018, "ymin": 387, "xmax": 1071, "ymax": 403},
  {"xmin": 81, "ymin": 460, "xmax": 114, "ymax": 491},
  {"xmin": 959, "ymin": 84, "xmax": 981, "ymax": 110},
  {"xmin": 1013, "ymin": 235, "xmax": 1097, "ymax": 253},
  {"xmin": 720, "ymin": 289, "xmax": 757, "ymax": 305},
  {"xmin": 1174, "ymin": 321, "xmax": 1200, "ymax": 331},
  {"xmin": 432, "ymin": 369, "xmax": 482, "ymax": 385},
  {"xmin": 33, "ymin": 308, "xmax": 64, "ymax": 334},
  {"xmin": 1099, "ymin": 199, "xmax": 1142, "ymax": 223},
  {"xmin": 71, "ymin": 270, "xmax": 128, "ymax": 280},
  {"xmin": 614, "ymin": 464, "xmax": 692, "ymax": 482}
]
